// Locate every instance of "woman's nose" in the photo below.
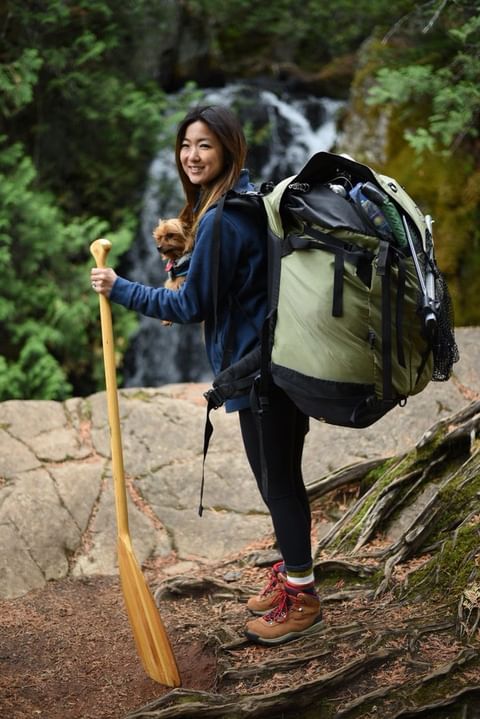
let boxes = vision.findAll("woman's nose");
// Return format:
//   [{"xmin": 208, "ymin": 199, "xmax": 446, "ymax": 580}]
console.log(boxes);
[{"xmin": 189, "ymin": 145, "xmax": 200, "ymax": 161}]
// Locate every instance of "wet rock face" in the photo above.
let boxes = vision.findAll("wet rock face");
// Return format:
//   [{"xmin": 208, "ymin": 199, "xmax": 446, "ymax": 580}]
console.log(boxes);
[
  {"xmin": 127, "ymin": 3, "xmax": 355, "ymax": 97},
  {"xmin": 126, "ymin": 1, "xmax": 212, "ymax": 91}
]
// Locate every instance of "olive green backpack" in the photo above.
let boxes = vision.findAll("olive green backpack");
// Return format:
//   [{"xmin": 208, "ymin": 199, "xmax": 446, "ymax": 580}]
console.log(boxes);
[{"xmin": 199, "ymin": 151, "xmax": 459, "ymax": 512}]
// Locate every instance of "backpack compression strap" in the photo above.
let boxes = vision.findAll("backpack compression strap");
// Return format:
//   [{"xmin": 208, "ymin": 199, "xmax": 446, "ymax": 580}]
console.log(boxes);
[
  {"xmin": 291, "ymin": 228, "xmax": 374, "ymax": 317},
  {"xmin": 198, "ymin": 193, "xmax": 227, "ymax": 516},
  {"xmin": 292, "ymin": 229, "xmax": 408, "ymax": 404},
  {"xmin": 376, "ymin": 242, "xmax": 408, "ymax": 401},
  {"xmin": 211, "ymin": 193, "xmax": 227, "ymax": 333},
  {"xmin": 377, "ymin": 240, "xmax": 393, "ymax": 401}
]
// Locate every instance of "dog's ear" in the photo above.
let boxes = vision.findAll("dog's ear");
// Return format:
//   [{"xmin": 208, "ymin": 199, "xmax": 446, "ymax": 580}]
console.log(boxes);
[
  {"xmin": 171, "ymin": 219, "xmax": 185, "ymax": 236},
  {"xmin": 152, "ymin": 218, "xmax": 165, "ymax": 241}
]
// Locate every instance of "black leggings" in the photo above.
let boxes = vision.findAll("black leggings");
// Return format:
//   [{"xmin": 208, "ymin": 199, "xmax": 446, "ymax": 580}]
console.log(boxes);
[{"xmin": 239, "ymin": 384, "xmax": 312, "ymax": 570}]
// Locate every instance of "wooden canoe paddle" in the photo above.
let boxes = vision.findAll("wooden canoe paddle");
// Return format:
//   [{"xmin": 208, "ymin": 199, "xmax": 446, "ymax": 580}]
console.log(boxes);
[{"xmin": 90, "ymin": 238, "xmax": 181, "ymax": 687}]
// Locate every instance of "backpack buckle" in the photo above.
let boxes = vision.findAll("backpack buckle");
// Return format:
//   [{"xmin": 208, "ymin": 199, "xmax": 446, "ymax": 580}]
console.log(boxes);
[{"xmin": 203, "ymin": 387, "xmax": 224, "ymax": 410}]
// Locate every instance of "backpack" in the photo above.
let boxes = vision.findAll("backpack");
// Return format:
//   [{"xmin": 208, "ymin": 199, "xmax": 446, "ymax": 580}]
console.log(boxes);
[{"xmin": 199, "ymin": 151, "xmax": 459, "ymax": 512}]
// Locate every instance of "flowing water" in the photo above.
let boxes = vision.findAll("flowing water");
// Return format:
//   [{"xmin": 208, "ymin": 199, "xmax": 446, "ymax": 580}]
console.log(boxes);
[{"xmin": 121, "ymin": 83, "xmax": 343, "ymax": 388}]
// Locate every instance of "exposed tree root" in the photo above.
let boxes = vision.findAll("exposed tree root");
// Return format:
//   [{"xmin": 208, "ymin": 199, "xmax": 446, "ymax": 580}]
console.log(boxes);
[
  {"xmin": 315, "ymin": 401, "xmax": 480, "ymax": 603},
  {"xmin": 338, "ymin": 648, "xmax": 479, "ymax": 717},
  {"xmin": 154, "ymin": 575, "xmax": 248, "ymax": 602},
  {"xmin": 127, "ymin": 649, "xmax": 396, "ymax": 718},
  {"xmin": 390, "ymin": 686, "xmax": 480, "ymax": 718},
  {"xmin": 307, "ymin": 458, "xmax": 386, "ymax": 500}
]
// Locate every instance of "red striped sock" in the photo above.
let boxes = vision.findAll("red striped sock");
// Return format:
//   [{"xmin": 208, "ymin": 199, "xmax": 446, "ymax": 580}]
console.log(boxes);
[{"xmin": 285, "ymin": 580, "xmax": 317, "ymax": 597}]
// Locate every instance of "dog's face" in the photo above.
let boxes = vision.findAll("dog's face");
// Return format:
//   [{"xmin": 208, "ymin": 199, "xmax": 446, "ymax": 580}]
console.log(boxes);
[{"xmin": 153, "ymin": 218, "xmax": 191, "ymax": 261}]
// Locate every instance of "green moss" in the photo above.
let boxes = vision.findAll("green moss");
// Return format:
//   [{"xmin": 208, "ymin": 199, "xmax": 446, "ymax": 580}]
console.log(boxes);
[
  {"xmin": 409, "ymin": 653, "xmax": 480, "ymax": 708},
  {"xmin": 124, "ymin": 389, "xmax": 153, "ymax": 402},
  {"xmin": 81, "ymin": 399, "xmax": 93, "ymax": 421},
  {"xmin": 383, "ymin": 140, "xmax": 480, "ymax": 325},
  {"xmin": 428, "ymin": 471, "xmax": 480, "ymax": 547},
  {"xmin": 330, "ymin": 453, "xmax": 420, "ymax": 550},
  {"xmin": 329, "ymin": 437, "xmax": 473, "ymax": 555},
  {"xmin": 405, "ymin": 523, "xmax": 480, "ymax": 598},
  {"xmin": 414, "ymin": 427, "xmax": 448, "ymax": 462},
  {"xmin": 359, "ymin": 457, "xmax": 397, "ymax": 494}
]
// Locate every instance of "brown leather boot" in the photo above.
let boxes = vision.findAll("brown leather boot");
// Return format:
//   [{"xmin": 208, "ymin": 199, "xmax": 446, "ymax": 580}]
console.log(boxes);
[
  {"xmin": 245, "ymin": 588, "xmax": 322, "ymax": 646},
  {"xmin": 246, "ymin": 561, "xmax": 286, "ymax": 615}
]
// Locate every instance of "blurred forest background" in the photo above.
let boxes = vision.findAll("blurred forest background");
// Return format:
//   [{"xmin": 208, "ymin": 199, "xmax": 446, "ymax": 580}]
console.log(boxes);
[{"xmin": 1, "ymin": 0, "xmax": 479, "ymax": 401}]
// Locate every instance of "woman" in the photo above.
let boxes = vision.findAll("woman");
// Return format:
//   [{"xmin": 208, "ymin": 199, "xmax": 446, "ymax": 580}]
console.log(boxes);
[{"xmin": 91, "ymin": 105, "xmax": 322, "ymax": 646}]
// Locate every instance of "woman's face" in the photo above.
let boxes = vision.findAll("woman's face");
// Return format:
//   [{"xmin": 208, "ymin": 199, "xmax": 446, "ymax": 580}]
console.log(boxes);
[{"xmin": 180, "ymin": 120, "xmax": 225, "ymax": 188}]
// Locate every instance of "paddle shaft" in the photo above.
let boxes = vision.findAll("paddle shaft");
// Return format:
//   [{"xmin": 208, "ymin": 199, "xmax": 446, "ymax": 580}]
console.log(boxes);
[
  {"xmin": 90, "ymin": 239, "xmax": 181, "ymax": 687},
  {"xmin": 91, "ymin": 239, "xmax": 129, "ymax": 537}
]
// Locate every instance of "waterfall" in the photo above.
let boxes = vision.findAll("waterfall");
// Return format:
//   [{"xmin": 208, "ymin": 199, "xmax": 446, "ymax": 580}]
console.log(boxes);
[{"xmin": 121, "ymin": 83, "xmax": 344, "ymax": 388}]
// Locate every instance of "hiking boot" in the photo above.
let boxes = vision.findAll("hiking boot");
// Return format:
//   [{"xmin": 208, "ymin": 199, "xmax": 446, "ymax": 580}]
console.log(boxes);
[
  {"xmin": 246, "ymin": 561, "xmax": 286, "ymax": 616},
  {"xmin": 245, "ymin": 589, "xmax": 322, "ymax": 646}
]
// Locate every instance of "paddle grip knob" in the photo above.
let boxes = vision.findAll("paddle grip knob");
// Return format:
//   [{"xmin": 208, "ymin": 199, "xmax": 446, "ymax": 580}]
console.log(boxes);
[{"xmin": 90, "ymin": 238, "xmax": 112, "ymax": 268}]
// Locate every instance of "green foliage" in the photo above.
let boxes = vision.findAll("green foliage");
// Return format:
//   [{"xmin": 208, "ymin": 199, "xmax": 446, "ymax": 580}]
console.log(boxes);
[
  {"xmin": 366, "ymin": 2, "xmax": 480, "ymax": 154},
  {"xmin": 0, "ymin": 48, "xmax": 43, "ymax": 117},
  {"xmin": 0, "ymin": 138, "xmax": 137, "ymax": 401},
  {"xmin": 1, "ymin": 0, "xmax": 169, "ymax": 221}
]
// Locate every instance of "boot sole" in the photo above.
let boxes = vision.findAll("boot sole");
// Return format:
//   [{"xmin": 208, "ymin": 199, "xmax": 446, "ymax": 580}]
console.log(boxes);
[{"xmin": 245, "ymin": 615, "xmax": 324, "ymax": 646}]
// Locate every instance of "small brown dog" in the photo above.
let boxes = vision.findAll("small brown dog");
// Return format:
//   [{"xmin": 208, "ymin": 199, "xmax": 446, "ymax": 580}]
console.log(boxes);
[{"xmin": 153, "ymin": 217, "xmax": 193, "ymax": 325}]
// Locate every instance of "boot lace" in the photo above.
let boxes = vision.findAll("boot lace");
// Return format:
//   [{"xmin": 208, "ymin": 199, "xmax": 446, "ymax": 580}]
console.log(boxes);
[
  {"xmin": 263, "ymin": 587, "xmax": 293, "ymax": 624},
  {"xmin": 259, "ymin": 567, "xmax": 280, "ymax": 597}
]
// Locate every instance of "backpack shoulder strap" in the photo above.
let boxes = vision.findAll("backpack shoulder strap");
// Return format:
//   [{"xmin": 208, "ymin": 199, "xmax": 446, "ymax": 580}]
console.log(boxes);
[
  {"xmin": 210, "ymin": 189, "xmax": 268, "ymax": 340},
  {"xmin": 199, "ymin": 190, "xmax": 268, "ymax": 516},
  {"xmin": 211, "ymin": 192, "xmax": 228, "ymax": 333}
]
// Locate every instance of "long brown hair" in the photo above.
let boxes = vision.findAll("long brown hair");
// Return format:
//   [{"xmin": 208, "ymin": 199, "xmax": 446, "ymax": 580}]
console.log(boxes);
[{"xmin": 175, "ymin": 105, "xmax": 247, "ymax": 234}]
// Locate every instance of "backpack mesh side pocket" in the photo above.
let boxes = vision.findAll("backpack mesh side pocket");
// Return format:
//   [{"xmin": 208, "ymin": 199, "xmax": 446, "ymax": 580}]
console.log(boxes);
[{"xmin": 431, "ymin": 270, "xmax": 459, "ymax": 381}]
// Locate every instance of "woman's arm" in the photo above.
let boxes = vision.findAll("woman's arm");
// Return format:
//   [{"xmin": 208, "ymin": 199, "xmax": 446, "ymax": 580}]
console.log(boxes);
[{"xmin": 90, "ymin": 209, "xmax": 243, "ymax": 324}]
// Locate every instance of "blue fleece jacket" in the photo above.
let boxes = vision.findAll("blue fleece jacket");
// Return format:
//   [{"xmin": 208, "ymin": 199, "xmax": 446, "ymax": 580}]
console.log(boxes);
[{"xmin": 110, "ymin": 170, "xmax": 267, "ymax": 411}]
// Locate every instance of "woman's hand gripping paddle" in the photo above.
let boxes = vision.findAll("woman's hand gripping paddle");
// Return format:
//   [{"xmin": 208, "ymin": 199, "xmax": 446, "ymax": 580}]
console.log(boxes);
[{"xmin": 90, "ymin": 238, "xmax": 181, "ymax": 687}]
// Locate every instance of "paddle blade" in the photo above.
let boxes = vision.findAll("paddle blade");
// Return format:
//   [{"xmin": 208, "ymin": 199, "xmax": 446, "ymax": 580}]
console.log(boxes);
[{"xmin": 117, "ymin": 535, "xmax": 181, "ymax": 687}]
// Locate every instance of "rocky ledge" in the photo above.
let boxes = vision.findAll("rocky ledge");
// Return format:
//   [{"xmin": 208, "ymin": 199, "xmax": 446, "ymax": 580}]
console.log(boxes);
[{"xmin": 0, "ymin": 327, "xmax": 478, "ymax": 600}]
